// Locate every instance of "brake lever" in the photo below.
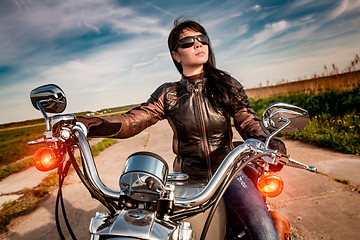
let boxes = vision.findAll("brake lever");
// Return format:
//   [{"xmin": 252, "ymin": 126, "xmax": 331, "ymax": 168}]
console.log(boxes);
[
  {"xmin": 28, "ymin": 129, "xmax": 54, "ymax": 145},
  {"xmin": 262, "ymin": 150, "xmax": 317, "ymax": 173},
  {"xmin": 28, "ymin": 134, "xmax": 64, "ymax": 145},
  {"xmin": 28, "ymin": 137, "xmax": 45, "ymax": 145},
  {"xmin": 287, "ymin": 158, "xmax": 317, "ymax": 172}
]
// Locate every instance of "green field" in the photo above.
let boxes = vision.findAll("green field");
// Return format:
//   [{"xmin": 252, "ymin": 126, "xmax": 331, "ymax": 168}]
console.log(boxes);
[
  {"xmin": 0, "ymin": 104, "xmax": 138, "ymax": 169},
  {"xmin": 0, "ymin": 125, "xmax": 46, "ymax": 167},
  {"xmin": 250, "ymin": 86, "xmax": 360, "ymax": 155}
]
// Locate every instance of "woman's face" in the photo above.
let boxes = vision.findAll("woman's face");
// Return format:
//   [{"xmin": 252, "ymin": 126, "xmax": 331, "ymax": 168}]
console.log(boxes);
[{"xmin": 171, "ymin": 29, "xmax": 209, "ymax": 74}]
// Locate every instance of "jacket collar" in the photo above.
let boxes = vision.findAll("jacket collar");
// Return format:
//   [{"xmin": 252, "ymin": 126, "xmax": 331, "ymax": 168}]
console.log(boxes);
[{"xmin": 180, "ymin": 75, "xmax": 207, "ymax": 93}]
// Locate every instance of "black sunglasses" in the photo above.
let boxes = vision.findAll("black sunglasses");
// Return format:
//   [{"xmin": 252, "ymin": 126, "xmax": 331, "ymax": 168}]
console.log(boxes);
[{"xmin": 175, "ymin": 34, "xmax": 209, "ymax": 49}]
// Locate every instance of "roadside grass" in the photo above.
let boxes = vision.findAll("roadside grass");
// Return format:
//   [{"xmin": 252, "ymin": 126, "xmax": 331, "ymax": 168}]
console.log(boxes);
[
  {"xmin": 250, "ymin": 86, "xmax": 360, "ymax": 156},
  {"xmin": 335, "ymin": 178, "xmax": 351, "ymax": 185},
  {"xmin": 91, "ymin": 138, "xmax": 117, "ymax": 156},
  {"xmin": 0, "ymin": 157, "xmax": 33, "ymax": 181},
  {"xmin": 0, "ymin": 119, "xmax": 44, "ymax": 131},
  {"xmin": 315, "ymin": 171, "xmax": 359, "ymax": 194},
  {"xmin": 246, "ymin": 70, "xmax": 360, "ymax": 98},
  {"xmin": 281, "ymin": 114, "xmax": 360, "ymax": 156},
  {"xmin": 0, "ymin": 125, "xmax": 46, "ymax": 168},
  {"xmin": 249, "ymin": 85, "xmax": 360, "ymax": 194},
  {"xmin": 0, "ymin": 138, "xmax": 117, "ymax": 232},
  {"xmin": 0, "ymin": 104, "xmax": 134, "ymax": 170},
  {"xmin": 250, "ymin": 86, "xmax": 360, "ymax": 118}
]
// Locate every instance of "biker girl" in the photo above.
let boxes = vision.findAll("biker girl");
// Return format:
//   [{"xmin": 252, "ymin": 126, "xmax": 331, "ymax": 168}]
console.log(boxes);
[{"xmin": 78, "ymin": 19, "xmax": 287, "ymax": 240}]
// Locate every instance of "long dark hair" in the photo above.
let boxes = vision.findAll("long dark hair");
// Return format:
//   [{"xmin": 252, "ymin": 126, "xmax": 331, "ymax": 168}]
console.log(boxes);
[{"xmin": 168, "ymin": 19, "xmax": 237, "ymax": 113}]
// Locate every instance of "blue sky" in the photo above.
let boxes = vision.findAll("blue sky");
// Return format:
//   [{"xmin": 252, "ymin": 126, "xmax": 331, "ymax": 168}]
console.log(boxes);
[{"xmin": 0, "ymin": 0, "xmax": 359, "ymax": 124}]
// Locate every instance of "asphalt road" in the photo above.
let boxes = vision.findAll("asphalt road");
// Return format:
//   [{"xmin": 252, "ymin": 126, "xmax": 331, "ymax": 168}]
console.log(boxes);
[{"xmin": 1, "ymin": 120, "xmax": 360, "ymax": 240}]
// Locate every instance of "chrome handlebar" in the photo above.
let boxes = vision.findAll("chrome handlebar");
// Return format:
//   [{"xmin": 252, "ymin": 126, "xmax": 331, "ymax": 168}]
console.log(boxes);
[
  {"xmin": 72, "ymin": 122, "xmax": 317, "ymax": 209},
  {"xmin": 73, "ymin": 123, "xmax": 262, "ymax": 206},
  {"xmin": 73, "ymin": 124, "xmax": 122, "ymax": 200},
  {"xmin": 174, "ymin": 142, "xmax": 256, "ymax": 207}
]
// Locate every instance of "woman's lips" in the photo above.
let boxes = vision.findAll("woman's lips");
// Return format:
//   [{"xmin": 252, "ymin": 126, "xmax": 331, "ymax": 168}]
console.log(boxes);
[{"xmin": 196, "ymin": 51, "xmax": 205, "ymax": 56}]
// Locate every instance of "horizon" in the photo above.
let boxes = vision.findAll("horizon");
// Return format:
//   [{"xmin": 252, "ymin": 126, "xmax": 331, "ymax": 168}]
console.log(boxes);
[
  {"xmin": 1, "ymin": 0, "xmax": 359, "ymax": 124},
  {"xmin": 2, "ymin": 69, "xmax": 358, "ymax": 126}
]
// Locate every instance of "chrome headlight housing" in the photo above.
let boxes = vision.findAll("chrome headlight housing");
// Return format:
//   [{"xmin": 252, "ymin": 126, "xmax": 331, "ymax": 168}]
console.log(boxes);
[{"xmin": 119, "ymin": 152, "xmax": 169, "ymax": 202}]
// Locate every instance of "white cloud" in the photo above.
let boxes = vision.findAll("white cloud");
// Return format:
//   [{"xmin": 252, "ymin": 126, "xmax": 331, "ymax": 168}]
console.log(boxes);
[
  {"xmin": 248, "ymin": 20, "xmax": 289, "ymax": 48},
  {"xmin": 222, "ymin": 30, "xmax": 360, "ymax": 89},
  {"xmin": 1, "ymin": 0, "xmax": 360, "ymax": 123},
  {"xmin": 10, "ymin": 35, "xmax": 177, "ymax": 116},
  {"xmin": 237, "ymin": 24, "xmax": 249, "ymax": 36},
  {"xmin": 0, "ymin": 0, "xmax": 168, "ymax": 64},
  {"xmin": 328, "ymin": 0, "xmax": 360, "ymax": 21},
  {"xmin": 331, "ymin": 0, "xmax": 349, "ymax": 19},
  {"xmin": 248, "ymin": 5, "xmax": 262, "ymax": 12}
]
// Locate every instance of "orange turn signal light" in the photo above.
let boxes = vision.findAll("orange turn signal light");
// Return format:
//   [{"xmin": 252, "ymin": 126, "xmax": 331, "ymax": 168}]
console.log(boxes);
[
  {"xmin": 257, "ymin": 172, "xmax": 284, "ymax": 198},
  {"xmin": 33, "ymin": 147, "xmax": 61, "ymax": 172}
]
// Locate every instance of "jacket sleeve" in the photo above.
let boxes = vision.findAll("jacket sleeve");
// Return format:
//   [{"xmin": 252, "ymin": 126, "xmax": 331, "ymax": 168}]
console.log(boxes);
[
  {"xmin": 77, "ymin": 84, "xmax": 167, "ymax": 138},
  {"xmin": 229, "ymin": 78, "xmax": 287, "ymax": 159},
  {"xmin": 229, "ymin": 78, "xmax": 268, "ymax": 140}
]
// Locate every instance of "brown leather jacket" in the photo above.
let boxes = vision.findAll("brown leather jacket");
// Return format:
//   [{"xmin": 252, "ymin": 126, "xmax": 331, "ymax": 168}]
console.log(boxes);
[{"xmin": 78, "ymin": 76, "xmax": 272, "ymax": 180}]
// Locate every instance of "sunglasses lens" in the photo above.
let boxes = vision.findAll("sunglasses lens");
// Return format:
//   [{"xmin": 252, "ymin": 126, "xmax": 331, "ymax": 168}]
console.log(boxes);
[
  {"xmin": 178, "ymin": 36, "xmax": 195, "ymax": 48},
  {"xmin": 177, "ymin": 35, "xmax": 209, "ymax": 49},
  {"xmin": 198, "ymin": 35, "xmax": 209, "ymax": 45}
]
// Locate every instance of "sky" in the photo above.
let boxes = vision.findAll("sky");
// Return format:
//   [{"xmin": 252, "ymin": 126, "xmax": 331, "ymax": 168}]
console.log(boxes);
[{"xmin": 0, "ymin": 0, "xmax": 359, "ymax": 124}]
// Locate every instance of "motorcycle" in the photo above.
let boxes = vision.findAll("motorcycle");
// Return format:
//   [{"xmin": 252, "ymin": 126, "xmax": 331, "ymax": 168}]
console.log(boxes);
[{"xmin": 28, "ymin": 84, "xmax": 317, "ymax": 240}]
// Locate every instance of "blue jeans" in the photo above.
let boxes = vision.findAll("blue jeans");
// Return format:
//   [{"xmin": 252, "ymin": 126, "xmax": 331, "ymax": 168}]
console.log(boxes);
[{"xmin": 223, "ymin": 172, "xmax": 279, "ymax": 240}]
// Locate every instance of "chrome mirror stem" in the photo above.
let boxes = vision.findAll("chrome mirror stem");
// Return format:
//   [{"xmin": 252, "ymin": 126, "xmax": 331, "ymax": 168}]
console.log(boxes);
[
  {"xmin": 36, "ymin": 100, "xmax": 51, "ymax": 131},
  {"xmin": 264, "ymin": 118, "xmax": 290, "ymax": 149}
]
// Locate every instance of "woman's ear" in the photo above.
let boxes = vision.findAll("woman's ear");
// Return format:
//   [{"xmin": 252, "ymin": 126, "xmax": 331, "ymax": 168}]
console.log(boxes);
[{"xmin": 171, "ymin": 51, "xmax": 181, "ymax": 63}]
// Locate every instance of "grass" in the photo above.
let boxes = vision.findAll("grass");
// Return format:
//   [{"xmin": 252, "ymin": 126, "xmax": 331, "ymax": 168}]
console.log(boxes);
[
  {"xmin": 250, "ymin": 86, "xmax": 360, "ymax": 118},
  {"xmin": 282, "ymin": 114, "xmax": 360, "ymax": 155},
  {"xmin": 250, "ymin": 86, "xmax": 360, "ymax": 156},
  {"xmin": 335, "ymin": 178, "xmax": 351, "ymax": 185},
  {"xmin": 0, "ymin": 104, "xmax": 134, "ymax": 169},
  {"xmin": 91, "ymin": 138, "xmax": 117, "ymax": 157},
  {"xmin": 0, "ymin": 119, "xmax": 44, "ymax": 131},
  {"xmin": 246, "ymin": 70, "xmax": 360, "ymax": 98},
  {"xmin": 0, "ymin": 201, "xmax": 33, "ymax": 231},
  {"xmin": 1, "ymin": 200, "xmax": 19, "ymax": 210},
  {"xmin": 0, "ymin": 138, "xmax": 117, "ymax": 232},
  {"xmin": 0, "ymin": 157, "xmax": 33, "ymax": 181},
  {"xmin": 0, "ymin": 138, "xmax": 117, "ymax": 181},
  {"xmin": 0, "ymin": 125, "xmax": 46, "ymax": 167}
]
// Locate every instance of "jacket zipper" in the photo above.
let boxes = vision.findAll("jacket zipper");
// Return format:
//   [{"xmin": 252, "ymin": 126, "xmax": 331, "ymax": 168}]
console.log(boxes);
[{"xmin": 194, "ymin": 86, "xmax": 212, "ymax": 180}]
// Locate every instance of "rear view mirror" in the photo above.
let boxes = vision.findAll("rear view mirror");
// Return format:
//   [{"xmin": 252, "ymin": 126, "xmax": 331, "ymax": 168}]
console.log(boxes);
[
  {"xmin": 30, "ymin": 84, "xmax": 67, "ymax": 114},
  {"xmin": 262, "ymin": 102, "xmax": 309, "ymax": 133}
]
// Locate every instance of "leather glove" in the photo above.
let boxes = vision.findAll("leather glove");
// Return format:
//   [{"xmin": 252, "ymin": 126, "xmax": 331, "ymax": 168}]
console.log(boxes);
[
  {"xmin": 268, "ymin": 138, "xmax": 287, "ymax": 155},
  {"xmin": 76, "ymin": 116, "xmax": 103, "ymax": 129},
  {"xmin": 76, "ymin": 116, "xmax": 121, "ymax": 137},
  {"xmin": 267, "ymin": 138, "xmax": 287, "ymax": 172},
  {"xmin": 257, "ymin": 136, "xmax": 287, "ymax": 172}
]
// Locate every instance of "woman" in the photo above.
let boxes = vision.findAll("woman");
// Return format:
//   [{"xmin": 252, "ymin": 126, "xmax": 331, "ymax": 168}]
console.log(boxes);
[{"xmin": 78, "ymin": 19, "xmax": 288, "ymax": 240}]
